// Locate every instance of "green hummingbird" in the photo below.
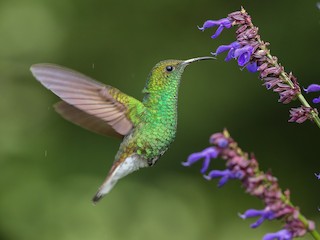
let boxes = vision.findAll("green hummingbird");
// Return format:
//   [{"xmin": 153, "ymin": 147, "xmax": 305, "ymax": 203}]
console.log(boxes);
[{"xmin": 30, "ymin": 56, "xmax": 214, "ymax": 204}]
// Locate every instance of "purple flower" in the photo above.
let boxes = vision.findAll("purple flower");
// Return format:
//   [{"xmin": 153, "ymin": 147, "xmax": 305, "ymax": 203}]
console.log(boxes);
[
  {"xmin": 216, "ymin": 138, "xmax": 228, "ymax": 148},
  {"xmin": 182, "ymin": 147, "xmax": 219, "ymax": 173},
  {"xmin": 239, "ymin": 208, "xmax": 275, "ymax": 228},
  {"xmin": 315, "ymin": 173, "xmax": 320, "ymax": 180},
  {"xmin": 303, "ymin": 84, "xmax": 320, "ymax": 104},
  {"xmin": 234, "ymin": 45, "xmax": 254, "ymax": 66},
  {"xmin": 313, "ymin": 96, "xmax": 320, "ymax": 104},
  {"xmin": 304, "ymin": 84, "xmax": 320, "ymax": 93},
  {"xmin": 198, "ymin": 18, "xmax": 232, "ymax": 39},
  {"xmin": 263, "ymin": 229, "xmax": 292, "ymax": 240},
  {"xmin": 213, "ymin": 41, "xmax": 241, "ymax": 61},
  {"xmin": 246, "ymin": 61, "xmax": 258, "ymax": 72},
  {"xmin": 204, "ymin": 169, "xmax": 244, "ymax": 187},
  {"xmin": 210, "ymin": 132, "xmax": 230, "ymax": 147},
  {"xmin": 213, "ymin": 41, "xmax": 256, "ymax": 69}
]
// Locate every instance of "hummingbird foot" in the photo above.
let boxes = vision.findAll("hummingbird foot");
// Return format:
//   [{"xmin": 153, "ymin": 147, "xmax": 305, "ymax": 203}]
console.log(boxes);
[
  {"xmin": 92, "ymin": 154, "xmax": 148, "ymax": 204},
  {"xmin": 147, "ymin": 157, "xmax": 159, "ymax": 166}
]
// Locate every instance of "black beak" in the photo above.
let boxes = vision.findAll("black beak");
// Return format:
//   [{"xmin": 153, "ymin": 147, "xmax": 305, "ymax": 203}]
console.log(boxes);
[{"xmin": 182, "ymin": 56, "xmax": 215, "ymax": 65}]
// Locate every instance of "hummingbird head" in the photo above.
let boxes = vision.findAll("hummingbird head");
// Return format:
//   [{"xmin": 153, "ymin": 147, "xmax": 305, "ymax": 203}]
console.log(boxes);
[{"xmin": 144, "ymin": 56, "xmax": 214, "ymax": 93}]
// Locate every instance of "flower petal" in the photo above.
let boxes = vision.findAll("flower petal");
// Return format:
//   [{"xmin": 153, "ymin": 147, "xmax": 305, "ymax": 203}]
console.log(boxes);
[
  {"xmin": 217, "ymin": 138, "xmax": 228, "ymax": 148},
  {"xmin": 234, "ymin": 45, "xmax": 253, "ymax": 58},
  {"xmin": 239, "ymin": 209, "xmax": 265, "ymax": 219},
  {"xmin": 215, "ymin": 45, "xmax": 233, "ymax": 55},
  {"xmin": 198, "ymin": 18, "xmax": 232, "ymax": 31},
  {"xmin": 246, "ymin": 61, "xmax": 258, "ymax": 72},
  {"xmin": 239, "ymin": 208, "xmax": 275, "ymax": 228},
  {"xmin": 217, "ymin": 175, "xmax": 230, "ymax": 187},
  {"xmin": 263, "ymin": 229, "xmax": 292, "ymax": 240},
  {"xmin": 304, "ymin": 84, "xmax": 320, "ymax": 93},
  {"xmin": 182, "ymin": 147, "xmax": 219, "ymax": 171},
  {"xmin": 225, "ymin": 49, "xmax": 236, "ymax": 61},
  {"xmin": 211, "ymin": 25, "xmax": 224, "ymax": 39},
  {"xmin": 234, "ymin": 45, "xmax": 254, "ymax": 66},
  {"xmin": 201, "ymin": 156, "xmax": 211, "ymax": 174},
  {"xmin": 312, "ymin": 96, "xmax": 320, "ymax": 104}
]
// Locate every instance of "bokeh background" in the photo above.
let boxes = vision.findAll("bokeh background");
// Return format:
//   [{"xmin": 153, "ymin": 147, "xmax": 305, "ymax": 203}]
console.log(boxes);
[{"xmin": 0, "ymin": 0, "xmax": 319, "ymax": 239}]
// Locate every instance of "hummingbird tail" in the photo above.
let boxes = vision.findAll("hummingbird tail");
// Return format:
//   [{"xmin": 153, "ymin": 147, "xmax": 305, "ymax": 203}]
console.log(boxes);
[
  {"xmin": 92, "ymin": 155, "xmax": 148, "ymax": 204},
  {"xmin": 92, "ymin": 180, "xmax": 117, "ymax": 204}
]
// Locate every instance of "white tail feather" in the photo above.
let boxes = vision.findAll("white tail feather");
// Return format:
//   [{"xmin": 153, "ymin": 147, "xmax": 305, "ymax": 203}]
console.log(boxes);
[{"xmin": 92, "ymin": 155, "xmax": 148, "ymax": 204}]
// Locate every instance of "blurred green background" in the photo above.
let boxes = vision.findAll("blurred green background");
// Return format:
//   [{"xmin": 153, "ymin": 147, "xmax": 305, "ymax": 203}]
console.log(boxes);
[{"xmin": 0, "ymin": 0, "xmax": 319, "ymax": 239}]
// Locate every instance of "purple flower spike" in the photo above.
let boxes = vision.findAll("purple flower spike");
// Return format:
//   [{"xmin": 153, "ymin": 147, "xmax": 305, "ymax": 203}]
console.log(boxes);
[
  {"xmin": 315, "ymin": 173, "xmax": 320, "ymax": 180},
  {"xmin": 263, "ymin": 229, "xmax": 292, "ymax": 240},
  {"xmin": 204, "ymin": 169, "xmax": 243, "ymax": 187},
  {"xmin": 304, "ymin": 84, "xmax": 320, "ymax": 93},
  {"xmin": 198, "ymin": 18, "xmax": 232, "ymax": 39},
  {"xmin": 239, "ymin": 208, "xmax": 275, "ymax": 228},
  {"xmin": 182, "ymin": 147, "xmax": 219, "ymax": 173},
  {"xmin": 234, "ymin": 45, "xmax": 254, "ymax": 66}
]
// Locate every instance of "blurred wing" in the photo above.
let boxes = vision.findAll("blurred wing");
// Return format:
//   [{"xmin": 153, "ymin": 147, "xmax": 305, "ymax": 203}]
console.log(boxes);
[{"xmin": 31, "ymin": 63, "xmax": 143, "ymax": 137}]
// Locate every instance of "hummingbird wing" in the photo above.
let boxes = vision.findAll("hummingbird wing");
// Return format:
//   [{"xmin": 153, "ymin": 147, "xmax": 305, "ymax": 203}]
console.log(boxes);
[
  {"xmin": 30, "ymin": 63, "xmax": 145, "ymax": 137},
  {"xmin": 54, "ymin": 101, "xmax": 123, "ymax": 138}
]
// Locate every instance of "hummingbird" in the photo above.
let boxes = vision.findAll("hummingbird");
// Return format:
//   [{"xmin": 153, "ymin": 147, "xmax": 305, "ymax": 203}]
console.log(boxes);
[{"xmin": 30, "ymin": 56, "xmax": 214, "ymax": 204}]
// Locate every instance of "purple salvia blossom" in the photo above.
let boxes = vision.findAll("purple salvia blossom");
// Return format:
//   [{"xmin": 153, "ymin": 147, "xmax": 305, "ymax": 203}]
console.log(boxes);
[
  {"xmin": 213, "ymin": 41, "xmax": 241, "ymax": 61},
  {"xmin": 212, "ymin": 41, "xmax": 255, "ymax": 70},
  {"xmin": 304, "ymin": 84, "xmax": 320, "ymax": 93},
  {"xmin": 263, "ymin": 229, "xmax": 293, "ymax": 240},
  {"xmin": 246, "ymin": 61, "xmax": 258, "ymax": 72},
  {"xmin": 239, "ymin": 208, "xmax": 275, "ymax": 228},
  {"xmin": 181, "ymin": 147, "xmax": 219, "ymax": 173},
  {"xmin": 234, "ymin": 45, "xmax": 254, "ymax": 66},
  {"xmin": 313, "ymin": 97, "xmax": 320, "ymax": 104},
  {"xmin": 204, "ymin": 169, "xmax": 244, "ymax": 187},
  {"xmin": 198, "ymin": 18, "xmax": 232, "ymax": 39},
  {"xmin": 304, "ymin": 84, "xmax": 320, "ymax": 104}
]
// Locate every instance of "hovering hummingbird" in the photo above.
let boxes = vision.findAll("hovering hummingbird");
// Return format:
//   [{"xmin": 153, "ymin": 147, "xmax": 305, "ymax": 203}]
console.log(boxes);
[{"xmin": 30, "ymin": 57, "xmax": 214, "ymax": 204}]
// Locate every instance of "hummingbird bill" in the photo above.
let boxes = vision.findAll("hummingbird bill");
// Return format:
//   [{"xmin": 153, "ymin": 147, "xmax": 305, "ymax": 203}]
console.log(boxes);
[{"xmin": 30, "ymin": 57, "xmax": 214, "ymax": 204}]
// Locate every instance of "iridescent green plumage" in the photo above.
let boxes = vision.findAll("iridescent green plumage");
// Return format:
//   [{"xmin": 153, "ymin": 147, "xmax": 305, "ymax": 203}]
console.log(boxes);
[
  {"xmin": 30, "ymin": 57, "xmax": 213, "ymax": 203},
  {"xmin": 117, "ymin": 60, "xmax": 184, "ymax": 161}
]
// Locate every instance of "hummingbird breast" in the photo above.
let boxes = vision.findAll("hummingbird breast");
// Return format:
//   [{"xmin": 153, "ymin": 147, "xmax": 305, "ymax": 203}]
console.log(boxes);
[{"xmin": 135, "ymin": 96, "xmax": 178, "ymax": 161}]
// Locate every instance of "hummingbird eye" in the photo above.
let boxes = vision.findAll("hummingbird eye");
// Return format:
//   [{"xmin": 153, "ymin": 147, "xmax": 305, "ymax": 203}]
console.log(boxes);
[{"xmin": 165, "ymin": 66, "xmax": 174, "ymax": 72}]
